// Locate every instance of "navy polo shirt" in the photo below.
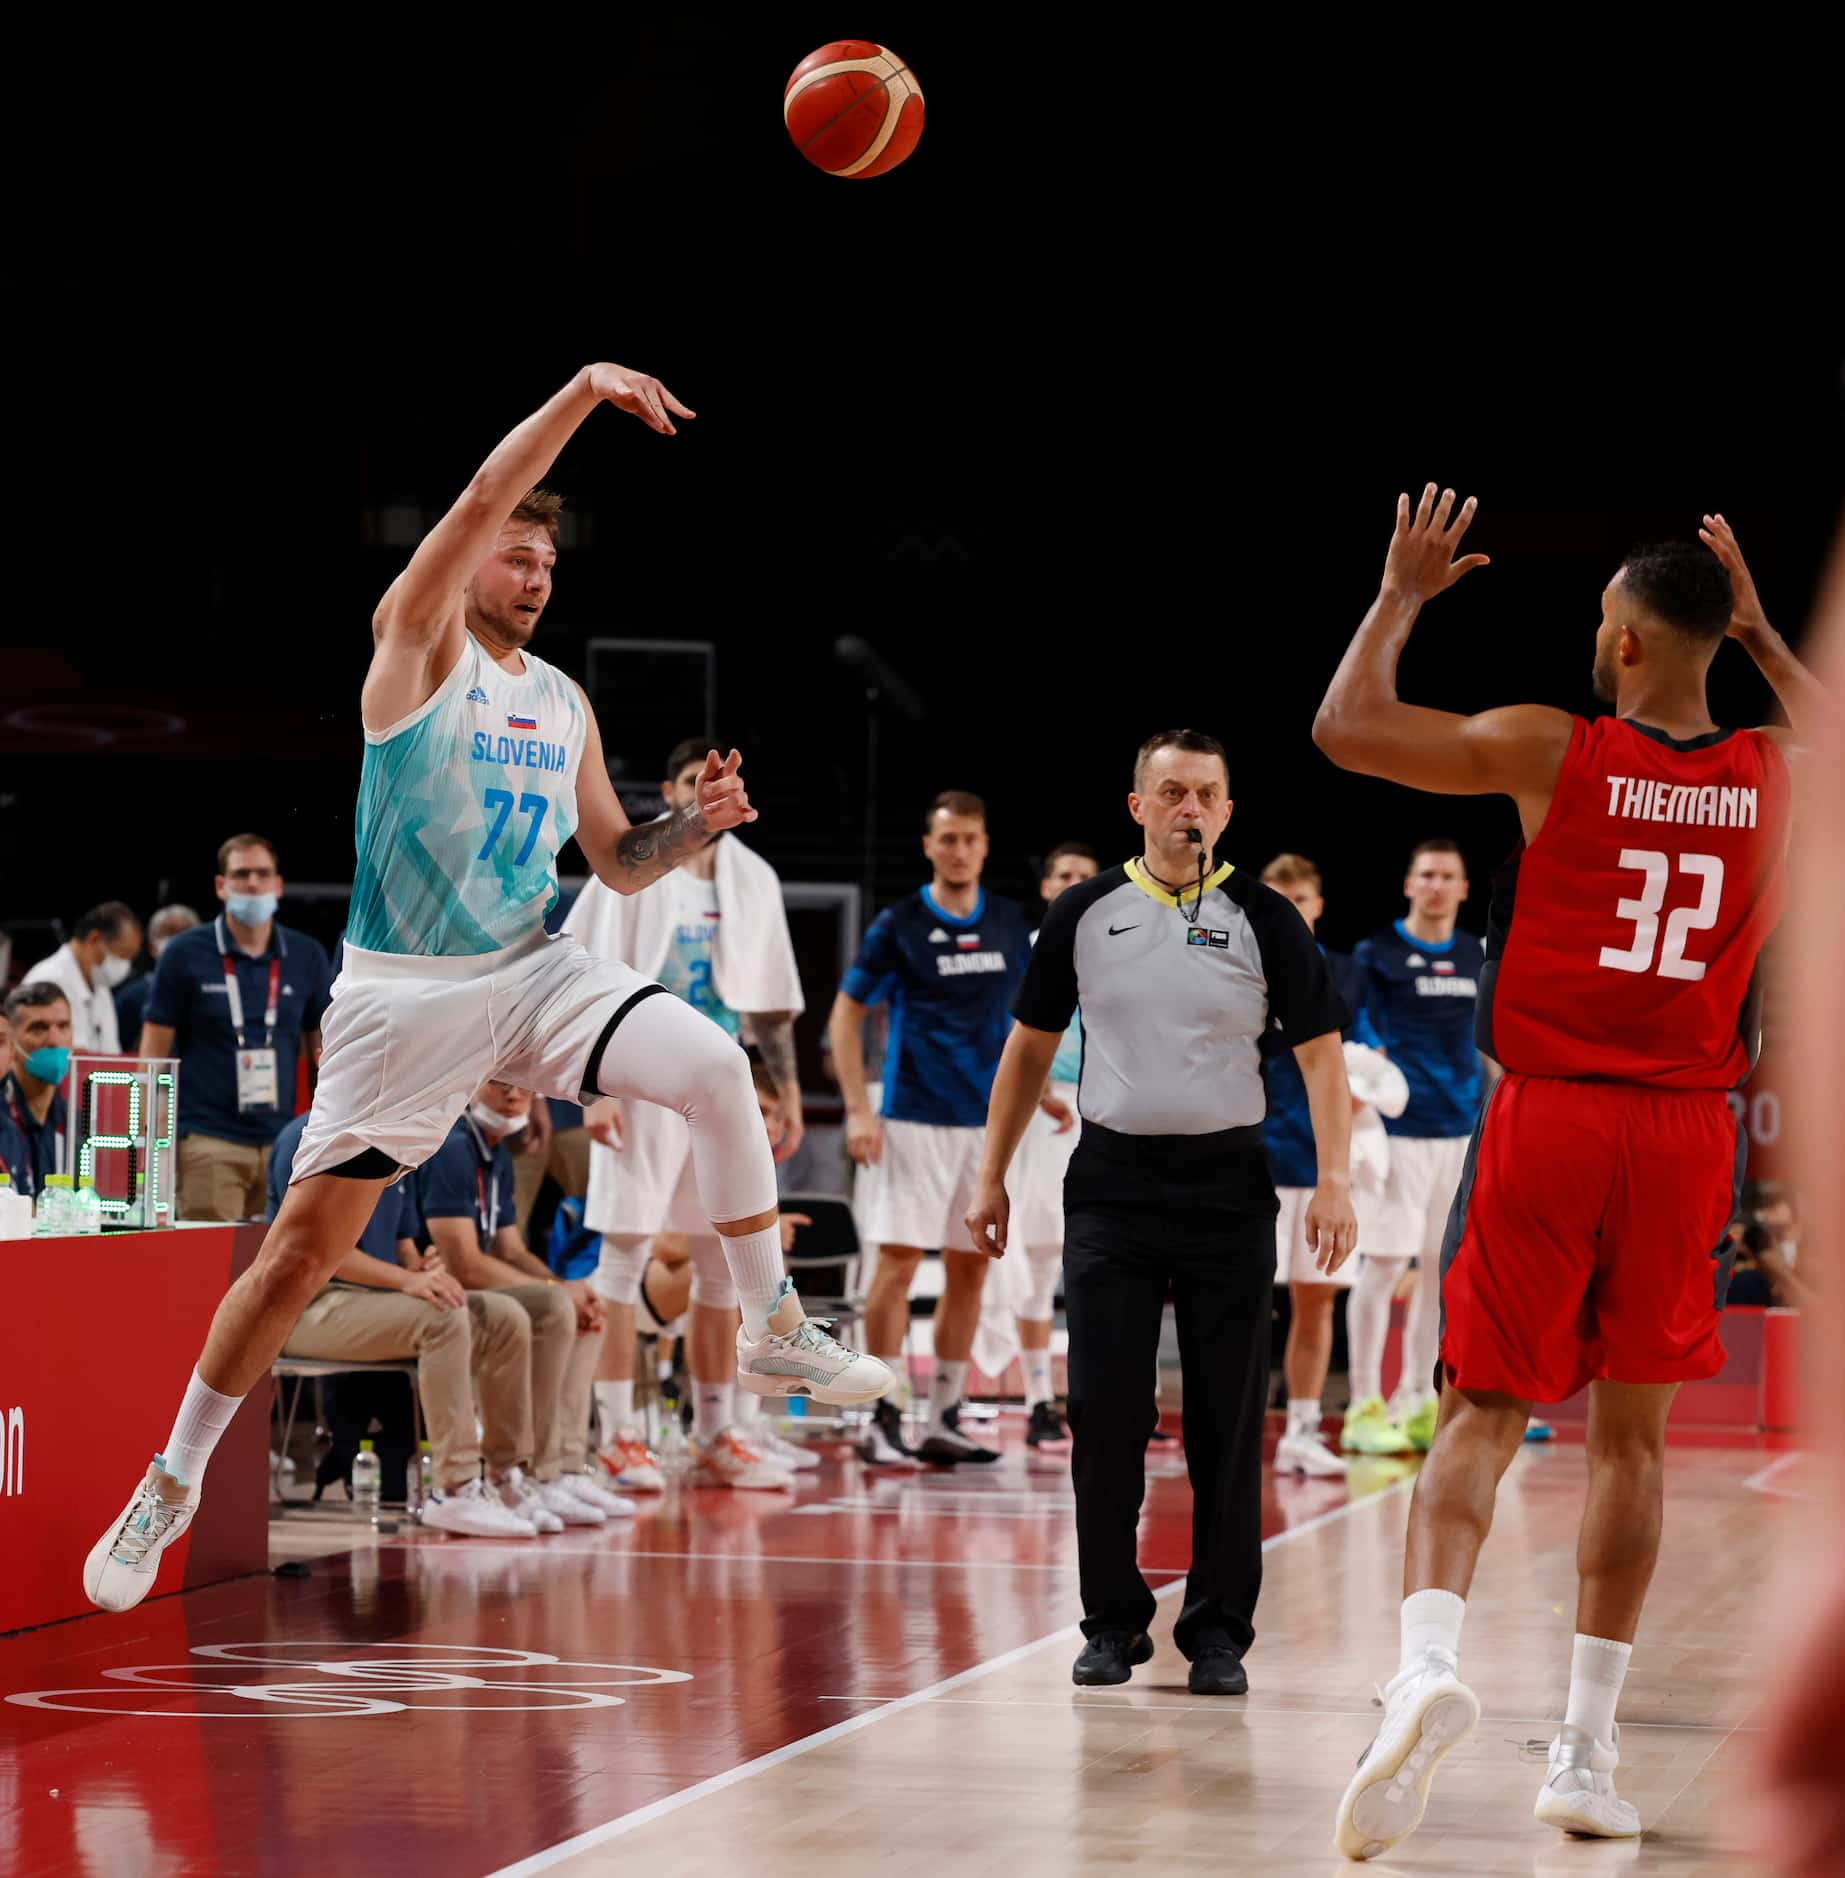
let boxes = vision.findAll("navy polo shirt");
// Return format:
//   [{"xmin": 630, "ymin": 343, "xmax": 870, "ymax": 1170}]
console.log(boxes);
[
  {"xmin": 417, "ymin": 1117, "xmax": 516, "ymax": 1244},
  {"xmin": 146, "ymin": 918, "xmax": 333, "ymax": 1148},
  {"xmin": 267, "ymin": 1111, "xmax": 416, "ymax": 1261},
  {"xmin": 0, "ymin": 1071, "xmax": 68, "ymax": 1201},
  {"xmin": 113, "ymin": 972, "xmax": 155, "ymax": 1048}
]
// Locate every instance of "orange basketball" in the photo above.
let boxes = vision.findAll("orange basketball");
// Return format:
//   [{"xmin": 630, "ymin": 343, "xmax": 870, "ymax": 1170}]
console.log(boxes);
[{"xmin": 783, "ymin": 41, "xmax": 924, "ymax": 179}]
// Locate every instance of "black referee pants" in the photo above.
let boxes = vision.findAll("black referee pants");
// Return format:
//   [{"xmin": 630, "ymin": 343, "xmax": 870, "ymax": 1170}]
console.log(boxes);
[{"xmin": 1063, "ymin": 1121, "xmax": 1276, "ymax": 1660}]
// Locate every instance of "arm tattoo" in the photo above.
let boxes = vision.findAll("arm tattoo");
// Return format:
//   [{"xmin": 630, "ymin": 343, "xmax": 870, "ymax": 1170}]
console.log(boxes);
[
  {"xmin": 755, "ymin": 1015, "xmax": 800, "ymax": 1096},
  {"xmin": 613, "ymin": 804, "xmax": 711, "ymax": 888}
]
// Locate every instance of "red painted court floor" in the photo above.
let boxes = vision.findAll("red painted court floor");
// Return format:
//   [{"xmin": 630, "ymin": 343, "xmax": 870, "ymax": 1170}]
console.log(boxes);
[{"xmin": 0, "ymin": 1414, "xmax": 1797, "ymax": 1878}]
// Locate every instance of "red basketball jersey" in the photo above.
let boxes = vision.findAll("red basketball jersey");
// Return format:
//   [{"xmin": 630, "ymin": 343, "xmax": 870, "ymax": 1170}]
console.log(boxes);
[{"xmin": 1480, "ymin": 716, "xmax": 1789, "ymax": 1088}]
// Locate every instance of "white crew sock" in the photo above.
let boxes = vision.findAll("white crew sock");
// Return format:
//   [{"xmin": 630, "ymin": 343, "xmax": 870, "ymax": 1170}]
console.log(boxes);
[
  {"xmin": 1287, "ymin": 1396, "xmax": 1322, "ymax": 1437},
  {"xmin": 1020, "ymin": 1347, "xmax": 1053, "ymax": 1409},
  {"xmin": 732, "ymin": 1387, "xmax": 762, "ymax": 1428},
  {"xmin": 1400, "ymin": 1588, "xmax": 1466, "ymax": 1674},
  {"xmin": 718, "ymin": 1225, "xmax": 787, "ymax": 1341},
  {"xmin": 594, "ymin": 1379, "xmax": 635, "ymax": 1442},
  {"xmin": 1564, "ymin": 1633, "xmax": 1632, "ymax": 1745},
  {"xmin": 160, "ymin": 1368, "xmax": 244, "ymax": 1488},
  {"xmin": 694, "ymin": 1382, "xmax": 733, "ymax": 1443},
  {"xmin": 929, "ymin": 1359, "xmax": 969, "ymax": 1433},
  {"xmin": 1347, "ymin": 1257, "xmax": 1401, "ymax": 1407}
]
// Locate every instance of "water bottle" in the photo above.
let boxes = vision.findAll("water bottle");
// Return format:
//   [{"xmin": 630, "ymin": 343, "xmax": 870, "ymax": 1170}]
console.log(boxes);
[
  {"xmin": 74, "ymin": 1177, "xmax": 104, "ymax": 1235},
  {"xmin": 32, "ymin": 1174, "xmax": 74, "ymax": 1237},
  {"xmin": 412, "ymin": 1440, "xmax": 433, "ymax": 1515},
  {"xmin": 351, "ymin": 1439, "xmax": 382, "ymax": 1525},
  {"xmin": 0, "ymin": 1175, "xmax": 32, "ymax": 1241}
]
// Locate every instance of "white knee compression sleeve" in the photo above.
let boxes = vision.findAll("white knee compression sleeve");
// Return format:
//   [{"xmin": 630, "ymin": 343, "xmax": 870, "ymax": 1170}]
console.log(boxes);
[
  {"xmin": 591, "ymin": 1233, "xmax": 651, "ymax": 1305},
  {"xmin": 685, "ymin": 1233, "xmax": 738, "ymax": 1311},
  {"xmin": 594, "ymin": 993, "xmax": 780, "ymax": 1225},
  {"xmin": 1018, "ymin": 1245, "xmax": 1063, "ymax": 1324},
  {"xmin": 1347, "ymin": 1255, "xmax": 1406, "ymax": 1408}
]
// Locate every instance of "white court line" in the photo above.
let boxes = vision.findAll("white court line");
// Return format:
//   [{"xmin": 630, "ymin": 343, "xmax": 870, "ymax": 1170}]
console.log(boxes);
[
  {"xmin": 483, "ymin": 1480, "xmax": 1413, "ymax": 1878},
  {"xmin": 402, "ymin": 1545, "xmax": 1106, "ymax": 1574},
  {"xmin": 1741, "ymin": 1450, "xmax": 1809, "ymax": 1500}
]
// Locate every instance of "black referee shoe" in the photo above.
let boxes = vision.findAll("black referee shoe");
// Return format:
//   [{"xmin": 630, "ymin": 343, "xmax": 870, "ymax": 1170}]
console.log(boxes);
[
  {"xmin": 1187, "ymin": 1648, "xmax": 1248, "ymax": 1696},
  {"xmin": 915, "ymin": 1404, "xmax": 1001, "ymax": 1466},
  {"xmin": 1072, "ymin": 1630, "xmax": 1153, "ymax": 1686}
]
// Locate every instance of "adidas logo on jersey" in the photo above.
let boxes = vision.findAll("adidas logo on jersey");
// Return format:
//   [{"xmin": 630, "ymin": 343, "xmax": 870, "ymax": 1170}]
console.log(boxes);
[
  {"xmin": 1405, "ymin": 953, "xmax": 1427, "ymax": 968},
  {"xmin": 465, "ymin": 686, "xmax": 490, "ymax": 705},
  {"xmin": 928, "ymin": 928, "xmax": 950, "ymax": 943}
]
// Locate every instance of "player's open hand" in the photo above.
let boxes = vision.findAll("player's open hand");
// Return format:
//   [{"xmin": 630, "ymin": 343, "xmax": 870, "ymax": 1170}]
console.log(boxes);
[
  {"xmin": 1039, "ymin": 1091, "xmax": 1076, "ymax": 1134},
  {"xmin": 964, "ymin": 1179, "xmax": 1010, "ymax": 1259},
  {"xmin": 1699, "ymin": 513, "xmax": 1772, "ymax": 640},
  {"xmin": 1306, "ymin": 1180, "xmax": 1359, "ymax": 1275},
  {"xmin": 585, "ymin": 1097, "xmax": 625, "ymax": 1150},
  {"xmin": 846, "ymin": 1108, "xmax": 883, "ymax": 1168},
  {"xmin": 1382, "ymin": 484, "xmax": 1491, "ymax": 606},
  {"xmin": 695, "ymin": 749, "xmax": 758, "ymax": 832},
  {"xmin": 587, "ymin": 362, "xmax": 696, "ymax": 436},
  {"xmin": 779, "ymin": 1211, "xmax": 812, "ymax": 1255}
]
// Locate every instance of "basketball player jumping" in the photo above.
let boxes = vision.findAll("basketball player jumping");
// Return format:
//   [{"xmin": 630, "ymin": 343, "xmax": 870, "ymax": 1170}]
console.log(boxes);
[
  {"xmin": 84, "ymin": 363, "xmax": 891, "ymax": 1614},
  {"xmin": 1315, "ymin": 490, "xmax": 1823, "ymax": 1859}
]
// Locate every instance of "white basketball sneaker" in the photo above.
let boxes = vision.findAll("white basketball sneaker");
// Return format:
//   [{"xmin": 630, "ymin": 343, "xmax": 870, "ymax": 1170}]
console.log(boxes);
[
  {"xmin": 749, "ymin": 1423, "xmax": 822, "ymax": 1472},
  {"xmin": 1533, "ymin": 1724, "xmax": 1642, "ymax": 1837},
  {"xmin": 495, "ymin": 1466, "xmax": 564, "ymax": 1533},
  {"xmin": 555, "ymin": 1471, "xmax": 636, "ymax": 1519},
  {"xmin": 84, "ymin": 1462, "xmax": 200, "ymax": 1612},
  {"xmin": 691, "ymin": 1427, "xmax": 797, "ymax": 1490},
  {"xmin": 1334, "ymin": 1648, "xmax": 1480, "ymax": 1861},
  {"xmin": 598, "ymin": 1427, "xmax": 665, "ymax": 1493},
  {"xmin": 1275, "ymin": 1429, "xmax": 1348, "ymax": 1478},
  {"xmin": 535, "ymin": 1477, "xmax": 607, "ymax": 1525},
  {"xmin": 737, "ymin": 1286, "xmax": 893, "ymax": 1406},
  {"xmin": 421, "ymin": 1478, "xmax": 538, "ymax": 1538}
]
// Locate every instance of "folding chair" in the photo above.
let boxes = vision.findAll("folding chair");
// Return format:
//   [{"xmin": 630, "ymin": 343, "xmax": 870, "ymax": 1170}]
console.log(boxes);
[{"xmin": 269, "ymin": 1357, "xmax": 425, "ymax": 1517}]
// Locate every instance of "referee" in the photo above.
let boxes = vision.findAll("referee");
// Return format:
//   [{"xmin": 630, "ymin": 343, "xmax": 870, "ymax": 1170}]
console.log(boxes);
[{"xmin": 967, "ymin": 729, "xmax": 1357, "ymax": 1695}]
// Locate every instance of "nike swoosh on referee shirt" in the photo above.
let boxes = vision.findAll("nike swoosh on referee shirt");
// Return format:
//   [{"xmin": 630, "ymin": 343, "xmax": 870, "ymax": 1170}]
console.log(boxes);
[{"xmin": 1107, "ymin": 924, "xmax": 1139, "ymax": 935}]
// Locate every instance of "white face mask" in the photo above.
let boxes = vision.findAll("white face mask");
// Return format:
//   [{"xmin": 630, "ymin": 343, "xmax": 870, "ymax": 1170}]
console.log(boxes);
[
  {"xmin": 469, "ymin": 1101, "xmax": 526, "ymax": 1138},
  {"xmin": 97, "ymin": 953, "xmax": 134, "ymax": 989}
]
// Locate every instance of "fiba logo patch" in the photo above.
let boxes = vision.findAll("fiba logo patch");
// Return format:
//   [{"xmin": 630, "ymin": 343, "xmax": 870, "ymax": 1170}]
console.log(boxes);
[{"xmin": 1186, "ymin": 930, "xmax": 1232, "ymax": 949}]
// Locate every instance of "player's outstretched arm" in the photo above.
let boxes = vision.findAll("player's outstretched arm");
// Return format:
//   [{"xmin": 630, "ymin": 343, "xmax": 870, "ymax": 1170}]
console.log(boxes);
[
  {"xmin": 571, "ymin": 691, "xmax": 755, "ymax": 895},
  {"xmin": 371, "ymin": 362, "xmax": 695, "ymax": 645},
  {"xmin": 1699, "ymin": 513, "xmax": 1832, "ymax": 741},
  {"xmin": 1314, "ymin": 485, "xmax": 1573, "ymax": 814}
]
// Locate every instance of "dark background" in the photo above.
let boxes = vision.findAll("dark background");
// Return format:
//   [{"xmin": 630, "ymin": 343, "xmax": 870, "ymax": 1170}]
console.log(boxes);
[{"xmin": 4, "ymin": 14, "xmax": 1840, "ymax": 975}]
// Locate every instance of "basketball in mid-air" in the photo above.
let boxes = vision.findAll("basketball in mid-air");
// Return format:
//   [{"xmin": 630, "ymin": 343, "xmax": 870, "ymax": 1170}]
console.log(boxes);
[{"xmin": 783, "ymin": 41, "xmax": 924, "ymax": 179}]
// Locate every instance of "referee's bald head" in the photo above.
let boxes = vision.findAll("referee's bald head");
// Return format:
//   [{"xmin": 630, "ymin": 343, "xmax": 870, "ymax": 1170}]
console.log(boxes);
[{"xmin": 1132, "ymin": 729, "xmax": 1229, "ymax": 794}]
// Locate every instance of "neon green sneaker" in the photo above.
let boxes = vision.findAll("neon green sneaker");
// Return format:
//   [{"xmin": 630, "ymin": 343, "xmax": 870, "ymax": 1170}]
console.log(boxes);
[
  {"xmin": 1341, "ymin": 1396, "xmax": 1414, "ymax": 1455},
  {"xmin": 1401, "ymin": 1396, "xmax": 1440, "ymax": 1452}
]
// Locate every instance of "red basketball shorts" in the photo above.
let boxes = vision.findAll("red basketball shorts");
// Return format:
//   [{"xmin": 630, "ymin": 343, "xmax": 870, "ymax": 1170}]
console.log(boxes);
[{"xmin": 1438, "ymin": 1073, "xmax": 1744, "ymax": 1403}]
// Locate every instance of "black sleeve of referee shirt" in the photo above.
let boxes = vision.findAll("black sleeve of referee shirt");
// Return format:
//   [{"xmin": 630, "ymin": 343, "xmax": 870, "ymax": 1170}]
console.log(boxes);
[
  {"xmin": 1238, "ymin": 874, "xmax": 1350, "ymax": 1044},
  {"xmin": 1011, "ymin": 868, "xmax": 1101, "ymax": 1034}
]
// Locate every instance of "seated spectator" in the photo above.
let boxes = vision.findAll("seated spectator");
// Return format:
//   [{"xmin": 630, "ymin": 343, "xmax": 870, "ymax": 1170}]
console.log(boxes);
[
  {"xmin": 269, "ymin": 1110, "xmax": 567, "ymax": 1537},
  {"xmin": 25, "ymin": 903, "xmax": 142, "ymax": 1056},
  {"xmin": 417, "ymin": 1081, "xmax": 630, "ymax": 1529},
  {"xmin": 0, "ymin": 984, "xmax": 73, "ymax": 1202},
  {"xmin": 114, "ymin": 903, "xmax": 202, "ymax": 1047},
  {"xmin": 140, "ymin": 834, "xmax": 333, "ymax": 1222}
]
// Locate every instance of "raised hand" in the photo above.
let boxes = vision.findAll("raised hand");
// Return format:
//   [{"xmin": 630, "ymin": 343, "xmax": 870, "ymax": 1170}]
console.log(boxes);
[
  {"xmin": 1382, "ymin": 483, "xmax": 1491, "ymax": 606},
  {"xmin": 586, "ymin": 362, "xmax": 697, "ymax": 436},
  {"xmin": 695, "ymin": 748, "xmax": 758, "ymax": 832},
  {"xmin": 1699, "ymin": 512, "xmax": 1772, "ymax": 637}
]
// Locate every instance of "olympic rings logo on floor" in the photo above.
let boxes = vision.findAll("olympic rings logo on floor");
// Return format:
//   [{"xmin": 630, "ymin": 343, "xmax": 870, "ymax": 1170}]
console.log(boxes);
[{"xmin": 5, "ymin": 1643, "xmax": 693, "ymax": 1719}]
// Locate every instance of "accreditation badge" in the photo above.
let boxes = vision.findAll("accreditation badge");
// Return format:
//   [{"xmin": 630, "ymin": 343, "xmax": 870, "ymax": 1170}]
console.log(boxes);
[{"xmin": 236, "ymin": 1047, "xmax": 282, "ymax": 1111}]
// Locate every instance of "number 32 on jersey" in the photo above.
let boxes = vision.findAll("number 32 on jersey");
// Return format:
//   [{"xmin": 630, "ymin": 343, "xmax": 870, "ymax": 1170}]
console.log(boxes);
[{"xmin": 1598, "ymin": 850, "xmax": 1724, "ymax": 982}]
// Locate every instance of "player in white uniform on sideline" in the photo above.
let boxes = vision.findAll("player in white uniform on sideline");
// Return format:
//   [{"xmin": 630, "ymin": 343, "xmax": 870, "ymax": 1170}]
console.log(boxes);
[
  {"xmin": 975, "ymin": 843, "xmax": 1094, "ymax": 1449},
  {"xmin": 567, "ymin": 736, "xmax": 818, "ymax": 1490},
  {"xmin": 85, "ymin": 362, "xmax": 890, "ymax": 1613}
]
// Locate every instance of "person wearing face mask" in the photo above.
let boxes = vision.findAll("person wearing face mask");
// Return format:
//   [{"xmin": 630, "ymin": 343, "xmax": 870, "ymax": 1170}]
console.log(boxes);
[
  {"xmin": 113, "ymin": 903, "xmax": 202, "ymax": 1048},
  {"xmin": 416, "ymin": 1079, "xmax": 630, "ymax": 1531},
  {"xmin": 0, "ymin": 984, "xmax": 75, "ymax": 1201},
  {"xmin": 25, "ymin": 903, "xmax": 143, "ymax": 1057},
  {"xmin": 139, "ymin": 835, "xmax": 334, "ymax": 1223}
]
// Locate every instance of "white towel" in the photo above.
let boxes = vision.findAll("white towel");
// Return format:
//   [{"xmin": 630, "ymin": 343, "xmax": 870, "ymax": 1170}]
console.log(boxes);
[
  {"xmin": 563, "ymin": 831, "xmax": 805, "ymax": 1015},
  {"xmin": 1344, "ymin": 1041, "xmax": 1408, "ymax": 1197}
]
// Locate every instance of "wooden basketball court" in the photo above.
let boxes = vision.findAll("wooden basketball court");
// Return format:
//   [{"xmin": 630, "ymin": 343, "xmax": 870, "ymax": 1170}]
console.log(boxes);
[{"xmin": 1, "ymin": 1415, "xmax": 1801, "ymax": 1876}]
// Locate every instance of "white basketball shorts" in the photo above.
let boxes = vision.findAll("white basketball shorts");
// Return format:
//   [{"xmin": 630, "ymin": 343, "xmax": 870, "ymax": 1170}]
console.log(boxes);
[
  {"xmin": 1008, "ymin": 1081, "xmax": 1080, "ymax": 1250},
  {"xmin": 583, "ymin": 1085, "xmax": 710, "ymax": 1238},
  {"xmin": 1370, "ymin": 1134, "xmax": 1471, "ymax": 1264},
  {"xmin": 857, "ymin": 1116, "xmax": 987, "ymax": 1253}
]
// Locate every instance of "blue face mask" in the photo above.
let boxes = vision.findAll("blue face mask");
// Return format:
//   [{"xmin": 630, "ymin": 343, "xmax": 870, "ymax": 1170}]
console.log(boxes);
[
  {"xmin": 24, "ymin": 1045, "xmax": 70, "ymax": 1085},
  {"xmin": 226, "ymin": 892, "xmax": 279, "ymax": 926}
]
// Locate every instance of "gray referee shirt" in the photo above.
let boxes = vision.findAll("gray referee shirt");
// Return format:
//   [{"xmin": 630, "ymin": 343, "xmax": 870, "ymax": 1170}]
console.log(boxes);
[{"xmin": 1011, "ymin": 859, "xmax": 1349, "ymax": 1136}]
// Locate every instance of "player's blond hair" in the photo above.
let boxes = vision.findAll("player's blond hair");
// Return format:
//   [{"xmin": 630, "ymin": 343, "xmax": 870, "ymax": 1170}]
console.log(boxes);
[
  {"xmin": 508, "ymin": 487, "xmax": 565, "ymax": 544},
  {"xmin": 1261, "ymin": 852, "xmax": 1322, "ymax": 893}
]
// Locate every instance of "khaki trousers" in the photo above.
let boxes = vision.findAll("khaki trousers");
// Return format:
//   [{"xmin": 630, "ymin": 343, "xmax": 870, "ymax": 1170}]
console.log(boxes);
[
  {"xmin": 512, "ymin": 1124, "xmax": 591, "ymax": 1238},
  {"xmin": 179, "ymin": 1133, "xmax": 272, "ymax": 1223},
  {"xmin": 493, "ymin": 1283, "xmax": 580, "ymax": 1479},
  {"xmin": 283, "ymin": 1286, "xmax": 529, "ymax": 1490}
]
